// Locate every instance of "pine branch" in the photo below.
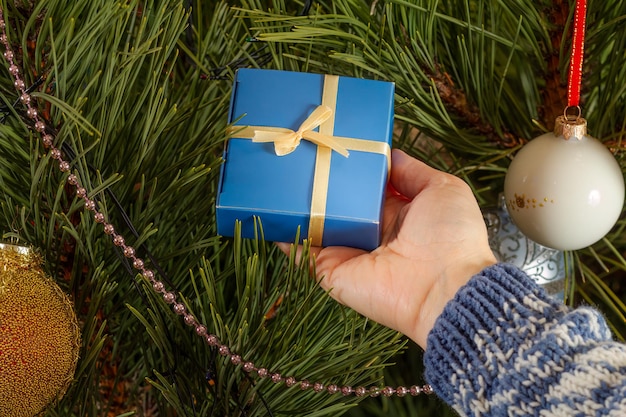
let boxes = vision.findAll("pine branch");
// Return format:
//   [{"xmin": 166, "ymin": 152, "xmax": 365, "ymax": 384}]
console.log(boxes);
[
  {"xmin": 1, "ymin": 2, "xmax": 626, "ymax": 416},
  {"xmin": 239, "ymin": 0, "xmax": 547, "ymax": 155},
  {"xmin": 429, "ymin": 63, "xmax": 524, "ymax": 148},
  {"xmin": 540, "ymin": 0, "xmax": 569, "ymax": 130},
  {"xmin": 1, "ymin": 1, "xmax": 408, "ymax": 415}
]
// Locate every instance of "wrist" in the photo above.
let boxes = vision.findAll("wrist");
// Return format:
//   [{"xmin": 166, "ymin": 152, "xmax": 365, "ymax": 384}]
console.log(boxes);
[{"xmin": 412, "ymin": 254, "xmax": 496, "ymax": 349}]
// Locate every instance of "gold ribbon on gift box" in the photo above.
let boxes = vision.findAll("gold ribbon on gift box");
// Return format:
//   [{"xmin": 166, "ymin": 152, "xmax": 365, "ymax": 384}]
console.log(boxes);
[{"xmin": 228, "ymin": 75, "xmax": 391, "ymax": 246}]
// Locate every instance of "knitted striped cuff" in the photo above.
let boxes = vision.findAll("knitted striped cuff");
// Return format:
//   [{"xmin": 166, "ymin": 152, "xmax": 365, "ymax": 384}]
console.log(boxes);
[{"xmin": 423, "ymin": 263, "xmax": 613, "ymax": 415}]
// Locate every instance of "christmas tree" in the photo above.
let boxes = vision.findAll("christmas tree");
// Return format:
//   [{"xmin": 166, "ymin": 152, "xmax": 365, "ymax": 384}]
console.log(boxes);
[{"xmin": 0, "ymin": 1, "xmax": 625, "ymax": 416}]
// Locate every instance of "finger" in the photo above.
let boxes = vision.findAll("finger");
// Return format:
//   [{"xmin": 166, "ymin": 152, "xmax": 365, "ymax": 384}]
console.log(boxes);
[
  {"xmin": 314, "ymin": 246, "xmax": 367, "ymax": 285},
  {"xmin": 275, "ymin": 241, "xmax": 322, "ymax": 267},
  {"xmin": 283, "ymin": 243, "xmax": 366, "ymax": 280},
  {"xmin": 275, "ymin": 241, "xmax": 293, "ymax": 256},
  {"xmin": 276, "ymin": 242, "xmax": 366, "ymax": 289},
  {"xmin": 390, "ymin": 149, "xmax": 443, "ymax": 199},
  {"xmin": 314, "ymin": 249, "xmax": 405, "ymax": 334}
]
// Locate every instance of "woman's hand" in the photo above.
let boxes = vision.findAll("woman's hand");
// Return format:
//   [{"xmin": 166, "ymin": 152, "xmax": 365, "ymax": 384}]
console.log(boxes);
[{"xmin": 280, "ymin": 149, "xmax": 496, "ymax": 348}]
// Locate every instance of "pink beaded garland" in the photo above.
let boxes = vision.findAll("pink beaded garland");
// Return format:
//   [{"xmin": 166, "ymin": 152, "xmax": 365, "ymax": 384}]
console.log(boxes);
[
  {"xmin": 130, "ymin": 258, "xmax": 141, "ymax": 270},
  {"xmin": 183, "ymin": 314, "xmax": 195, "ymax": 326},
  {"xmin": 195, "ymin": 324, "xmax": 207, "ymax": 336},
  {"xmin": 0, "ymin": 7, "xmax": 434, "ymax": 401}
]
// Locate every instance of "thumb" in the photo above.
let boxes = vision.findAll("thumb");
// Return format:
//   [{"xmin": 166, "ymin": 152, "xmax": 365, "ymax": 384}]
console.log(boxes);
[{"xmin": 390, "ymin": 149, "xmax": 442, "ymax": 200}]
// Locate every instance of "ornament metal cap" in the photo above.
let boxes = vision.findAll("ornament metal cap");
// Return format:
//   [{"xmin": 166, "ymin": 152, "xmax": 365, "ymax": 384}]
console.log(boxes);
[
  {"xmin": 554, "ymin": 107, "xmax": 587, "ymax": 140},
  {"xmin": 0, "ymin": 242, "xmax": 30, "ymax": 255}
]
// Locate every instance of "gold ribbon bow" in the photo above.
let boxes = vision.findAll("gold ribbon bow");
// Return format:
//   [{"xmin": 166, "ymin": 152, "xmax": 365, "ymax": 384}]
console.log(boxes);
[
  {"xmin": 228, "ymin": 75, "xmax": 391, "ymax": 246},
  {"xmin": 232, "ymin": 105, "xmax": 349, "ymax": 157}
]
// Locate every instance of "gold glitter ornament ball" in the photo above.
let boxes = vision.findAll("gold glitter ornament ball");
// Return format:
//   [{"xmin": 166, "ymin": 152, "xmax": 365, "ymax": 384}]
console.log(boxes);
[{"xmin": 0, "ymin": 244, "xmax": 81, "ymax": 417}]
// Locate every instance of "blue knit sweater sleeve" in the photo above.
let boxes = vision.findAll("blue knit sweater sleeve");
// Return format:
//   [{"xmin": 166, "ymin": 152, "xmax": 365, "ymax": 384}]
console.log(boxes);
[{"xmin": 424, "ymin": 263, "xmax": 626, "ymax": 416}]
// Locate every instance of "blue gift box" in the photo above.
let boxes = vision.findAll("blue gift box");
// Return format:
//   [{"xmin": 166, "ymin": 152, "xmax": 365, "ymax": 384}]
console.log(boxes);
[{"xmin": 216, "ymin": 69, "xmax": 394, "ymax": 250}]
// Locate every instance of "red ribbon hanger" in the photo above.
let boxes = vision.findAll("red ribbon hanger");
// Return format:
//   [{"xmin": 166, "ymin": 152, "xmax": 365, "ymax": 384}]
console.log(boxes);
[{"xmin": 567, "ymin": 0, "xmax": 587, "ymax": 109}]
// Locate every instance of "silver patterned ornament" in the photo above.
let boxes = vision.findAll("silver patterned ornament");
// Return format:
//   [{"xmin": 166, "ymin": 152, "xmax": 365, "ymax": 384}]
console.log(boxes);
[{"xmin": 483, "ymin": 195, "xmax": 568, "ymax": 300}]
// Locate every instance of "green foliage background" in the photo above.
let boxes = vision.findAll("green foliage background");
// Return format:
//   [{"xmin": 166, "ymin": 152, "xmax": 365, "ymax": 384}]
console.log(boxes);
[{"xmin": 0, "ymin": 1, "xmax": 624, "ymax": 416}]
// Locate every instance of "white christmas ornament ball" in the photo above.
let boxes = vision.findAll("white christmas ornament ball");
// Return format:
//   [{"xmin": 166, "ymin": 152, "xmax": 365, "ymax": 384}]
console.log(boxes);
[{"xmin": 504, "ymin": 117, "xmax": 624, "ymax": 250}]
